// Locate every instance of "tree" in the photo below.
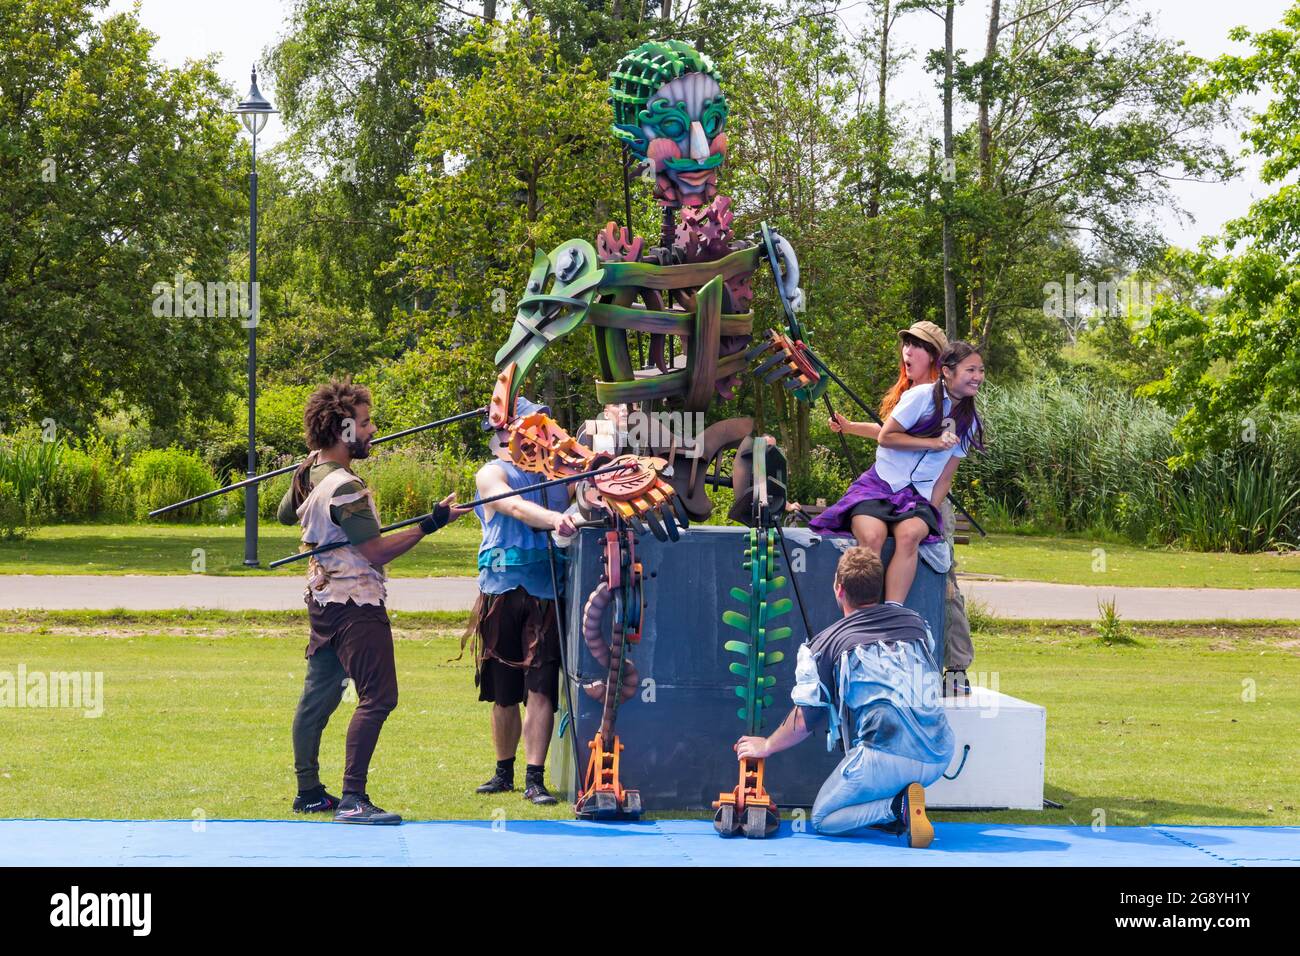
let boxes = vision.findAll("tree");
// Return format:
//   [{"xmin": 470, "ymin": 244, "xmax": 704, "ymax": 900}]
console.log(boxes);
[
  {"xmin": 723, "ymin": 11, "xmax": 855, "ymax": 459},
  {"xmin": 969, "ymin": 0, "xmax": 999, "ymax": 329},
  {"xmin": 385, "ymin": 20, "xmax": 623, "ymax": 429},
  {"xmin": 0, "ymin": 0, "xmax": 244, "ymax": 433},
  {"xmin": 532, "ymin": 0, "xmax": 771, "ymax": 78},
  {"xmin": 938, "ymin": 0, "xmax": 958, "ymax": 339},
  {"xmin": 901, "ymin": 1, "xmax": 963, "ymax": 339},
  {"xmin": 263, "ymin": 0, "xmax": 468, "ymax": 335},
  {"xmin": 243, "ymin": 152, "xmax": 391, "ymax": 389},
  {"xmin": 863, "ymin": 0, "xmax": 910, "ymax": 220},
  {"xmin": 961, "ymin": 0, "xmax": 1235, "ymax": 352},
  {"xmin": 1140, "ymin": 3, "xmax": 1300, "ymax": 464}
]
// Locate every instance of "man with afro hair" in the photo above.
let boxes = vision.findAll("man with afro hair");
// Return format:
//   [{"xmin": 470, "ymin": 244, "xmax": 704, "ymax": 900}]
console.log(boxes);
[{"xmin": 277, "ymin": 380, "xmax": 470, "ymax": 824}]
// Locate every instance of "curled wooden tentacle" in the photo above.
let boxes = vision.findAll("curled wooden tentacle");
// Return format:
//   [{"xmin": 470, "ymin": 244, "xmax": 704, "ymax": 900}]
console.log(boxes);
[
  {"xmin": 663, "ymin": 416, "xmax": 753, "ymax": 522},
  {"xmin": 649, "ymin": 332, "xmax": 668, "ymax": 373},
  {"xmin": 581, "ymin": 579, "xmax": 638, "ymax": 703},
  {"xmin": 581, "ymin": 580, "xmax": 612, "ymax": 669},
  {"xmin": 640, "ymin": 289, "xmax": 670, "ymax": 374}
]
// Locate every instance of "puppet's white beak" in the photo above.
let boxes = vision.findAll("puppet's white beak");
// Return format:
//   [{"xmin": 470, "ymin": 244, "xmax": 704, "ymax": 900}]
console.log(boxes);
[{"xmin": 689, "ymin": 120, "xmax": 710, "ymax": 161}]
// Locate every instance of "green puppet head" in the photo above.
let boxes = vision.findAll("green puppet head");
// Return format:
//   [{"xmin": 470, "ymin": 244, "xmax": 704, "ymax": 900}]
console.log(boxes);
[{"xmin": 610, "ymin": 40, "xmax": 728, "ymax": 208}]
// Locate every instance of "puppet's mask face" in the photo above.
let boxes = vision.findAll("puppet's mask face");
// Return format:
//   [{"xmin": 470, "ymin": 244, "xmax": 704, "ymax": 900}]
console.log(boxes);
[{"xmin": 639, "ymin": 72, "xmax": 728, "ymax": 208}]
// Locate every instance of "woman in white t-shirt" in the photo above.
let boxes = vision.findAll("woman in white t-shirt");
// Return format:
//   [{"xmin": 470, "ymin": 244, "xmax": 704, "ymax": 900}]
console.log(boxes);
[{"xmin": 811, "ymin": 342, "xmax": 986, "ymax": 603}]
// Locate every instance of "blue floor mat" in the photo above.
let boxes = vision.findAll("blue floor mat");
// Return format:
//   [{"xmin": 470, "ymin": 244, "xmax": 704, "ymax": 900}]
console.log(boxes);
[{"xmin": 2, "ymin": 819, "xmax": 1298, "ymax": 867}]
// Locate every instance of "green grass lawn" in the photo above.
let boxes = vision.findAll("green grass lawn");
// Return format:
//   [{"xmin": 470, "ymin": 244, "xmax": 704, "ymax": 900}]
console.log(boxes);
[
  {"xmin": 2, "ymin": 523, "xmax": 1299, "ymax": 588},
  {"xmin": 957, "ymin": 532, "xmax": 1300, "ymax": 589},
  {"xmin": 0, "ymin": 610, "xmax": 1296, "ymax": 825},
  {"xmin": 0, "ymin": 521, "xmax": 482, "ymax": 576}
]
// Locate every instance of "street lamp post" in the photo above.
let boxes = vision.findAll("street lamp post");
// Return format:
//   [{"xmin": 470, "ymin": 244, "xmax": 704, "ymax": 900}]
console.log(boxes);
[{"xmin": 233, "ymin": 67, "xmax": 276, "ymax": 568}]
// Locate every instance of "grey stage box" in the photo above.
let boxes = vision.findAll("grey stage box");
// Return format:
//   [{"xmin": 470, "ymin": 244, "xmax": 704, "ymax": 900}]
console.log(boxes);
[{"xmin": 550, "ymin": 524, "xmax": 946, "ymax": 810}]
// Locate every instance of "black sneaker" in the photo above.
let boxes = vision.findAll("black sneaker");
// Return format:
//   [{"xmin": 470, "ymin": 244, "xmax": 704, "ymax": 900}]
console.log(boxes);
[
  {"xmin": 522, "ymin": 780, "xmax": 558, "ymax": 805},
  {"xmin": 334, "ymin": 793, "xmax": 402, "ymax": 825},
  {"xmin": 475, "ymin": 771, "xmax": 514, "ymax": 794},
  {"xmin": 292, "ymin": 787, "xmax": 340, "ymax": 814},
  {"xmin": 869, "ymin": 789, "xmax": 907, "ymax": 835}
]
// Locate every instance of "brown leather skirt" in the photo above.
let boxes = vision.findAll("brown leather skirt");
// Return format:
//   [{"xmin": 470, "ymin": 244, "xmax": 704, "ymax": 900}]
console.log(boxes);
[{"xmin": 464, "ymin": 587, "xmax": 561, "ymax": 709}]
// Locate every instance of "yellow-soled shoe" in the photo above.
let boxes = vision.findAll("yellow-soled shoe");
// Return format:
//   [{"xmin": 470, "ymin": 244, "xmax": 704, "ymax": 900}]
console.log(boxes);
[{"xmin": 902, "ymin": 782, "xmax": 933, "ymax": 849}]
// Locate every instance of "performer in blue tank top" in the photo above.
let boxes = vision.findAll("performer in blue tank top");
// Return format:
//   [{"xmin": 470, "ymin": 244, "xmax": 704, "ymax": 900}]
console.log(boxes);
[{"xmin": 468, "ymin": 396, "xmax": 577, "ymax": 805}]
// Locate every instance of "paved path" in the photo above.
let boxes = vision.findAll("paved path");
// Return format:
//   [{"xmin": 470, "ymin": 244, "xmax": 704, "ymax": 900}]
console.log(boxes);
[
  {"xmin": 962, "ymin": 580, "xmax": 1300, "ymax": 622},
  {"xmin": 1, "ymin": 574, "xmax": 1299, "ymax": 621},
  {"xmin": 0, "ymin": 575, "xmax": 480, "ymax": 612}
]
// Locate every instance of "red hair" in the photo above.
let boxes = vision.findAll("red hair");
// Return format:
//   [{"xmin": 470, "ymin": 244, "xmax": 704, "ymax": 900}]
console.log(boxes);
[{"xmin": 879, "ymin": 342, "xmax": 940, "ymax": 419}]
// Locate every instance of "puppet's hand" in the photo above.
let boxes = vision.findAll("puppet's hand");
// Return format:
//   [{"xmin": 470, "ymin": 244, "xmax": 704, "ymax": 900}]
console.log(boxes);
[
  {"xmin": 747, "ymin": 329, "xmax": 821, "ymax": 395},
  {"xmin": 594, "ymin": 455, "xmax": 689, "ymax": 543}
]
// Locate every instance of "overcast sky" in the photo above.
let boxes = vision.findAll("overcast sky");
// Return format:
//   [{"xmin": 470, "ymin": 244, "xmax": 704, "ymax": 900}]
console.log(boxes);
[{"xmin": 106, "ymin": 0, "xmax": 1292, "ymax": 249}]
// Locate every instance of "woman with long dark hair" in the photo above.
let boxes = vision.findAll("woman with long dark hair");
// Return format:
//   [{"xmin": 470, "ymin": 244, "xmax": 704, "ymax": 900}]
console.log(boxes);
[{"xmin": 811, "ymin": 342, "xmax": 986, "ymax": 605}]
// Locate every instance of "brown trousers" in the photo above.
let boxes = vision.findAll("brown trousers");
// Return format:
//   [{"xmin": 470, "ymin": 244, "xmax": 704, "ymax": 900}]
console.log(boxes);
[{"xmin": 292, "ymin": 596, "xmax": 398, "ymax": 795}]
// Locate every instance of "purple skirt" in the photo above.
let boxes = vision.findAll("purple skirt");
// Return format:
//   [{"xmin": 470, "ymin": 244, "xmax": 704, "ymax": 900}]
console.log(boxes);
[{"xmin": 809, "ymin": 465, "xmax": 943, "ymax": 543}]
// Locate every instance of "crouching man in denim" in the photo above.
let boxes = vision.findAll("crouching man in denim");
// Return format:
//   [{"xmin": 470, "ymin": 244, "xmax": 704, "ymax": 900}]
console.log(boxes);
[{"xmin": 734, "ymin": 546, "xmax": 954, "ymax": 847}]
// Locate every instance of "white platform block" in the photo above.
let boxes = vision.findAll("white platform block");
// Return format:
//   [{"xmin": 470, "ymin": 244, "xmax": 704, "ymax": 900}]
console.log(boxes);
[{"xmin": 925, "ymin": 686, "xmax": 1046, "ymax": 810}]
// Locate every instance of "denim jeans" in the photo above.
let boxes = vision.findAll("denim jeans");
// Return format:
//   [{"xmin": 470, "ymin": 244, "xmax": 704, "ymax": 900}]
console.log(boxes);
[{"xmin": 810, "ymin": 743, "xmax": 949, "ymax": 835}]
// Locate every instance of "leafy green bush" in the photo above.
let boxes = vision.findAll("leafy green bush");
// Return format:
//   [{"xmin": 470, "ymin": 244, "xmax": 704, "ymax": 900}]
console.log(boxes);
[
  {"xmin": 958, "ymin": 377, "xmax": 1177, "ymax": 540},
  {"xmin": 787, "ymin": 443, "xmax": 855, "ymax": 508},
  {"xmin": 250, "ymin": 384, "xmax": 315, "ymax": 459},
  {"xmin": 953, "ymin": 379, "xmax": 1300, "ymax": 550},
  {"xmin": 52, "ymin": 445, "xmax": 100, "ymax": 518},
  {"xmin": 355, "ymin": 445, "xmax": 479, "ymax": 521},
  {"xmin": 93, "ymin": 407, "xmax": 155, "ymax": 463},
  {"xmin": 0, "ymin": 479, "xmax": 36, "ymax": 539},
  {"xmin": 257, "ymin": 470, "xmax": 295, "ymax": 522},
  {"xmin": 0, "ymin": 428, "xmax": 140, "ymax": 522},
  {"xmin": 963, "ymin": 597, "xmax": 1003, "ymax": 634},
  {"xmin": 1093, "ymin": 597, "xmax": 1139, "ymax": 646},
  {"xmin": 703, "ymin": 483, "xmax": 736, "ymax": 525},
  {"xmin": 128, "ymin": 448, "xmax": 218, "ymax": 522},
  {"xmin": 0, "ymin": 426, "xmax": 62, "ymax": 521},
  {"xmin": 1163, "ymin": 450, "xmax": 1300, "ymax": 553},
  {"xmin": 47, "ymin": 435, "xmax": 135, "ymax": 521},
  {"xmin": 205, "ymin": 383, "xmax": 315, "ymax": 479}
]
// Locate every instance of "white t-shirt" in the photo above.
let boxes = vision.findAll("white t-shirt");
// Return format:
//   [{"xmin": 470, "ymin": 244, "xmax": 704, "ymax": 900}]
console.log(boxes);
[{"xmin": 874, "ymin": 382, "xmax": 970, "ymax": 501}]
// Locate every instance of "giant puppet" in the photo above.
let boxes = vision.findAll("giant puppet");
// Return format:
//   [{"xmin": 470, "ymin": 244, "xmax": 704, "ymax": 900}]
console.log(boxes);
[
  {"xmin": 486, "ymin": 40, "xmax": 836, "ymax": 838},
  {"xmin": 152, "ymin": 39, "xmax": 840, "ymax": 840}
]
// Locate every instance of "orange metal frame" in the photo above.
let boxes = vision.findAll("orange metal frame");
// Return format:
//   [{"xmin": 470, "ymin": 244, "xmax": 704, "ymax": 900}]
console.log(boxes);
[
  {"xmin": 577, "ymin": 732, "xmax": 625, "ymax": 807},
  {"xmin": 712, "ymin": 756, "xmax": 773, "ymax": 814}
]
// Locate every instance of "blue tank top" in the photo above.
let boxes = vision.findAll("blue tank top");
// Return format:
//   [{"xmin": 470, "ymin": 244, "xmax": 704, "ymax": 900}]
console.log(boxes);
[{"xmin": 475, "ymin": 459, "xmax": 570, "ymax": 598}]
